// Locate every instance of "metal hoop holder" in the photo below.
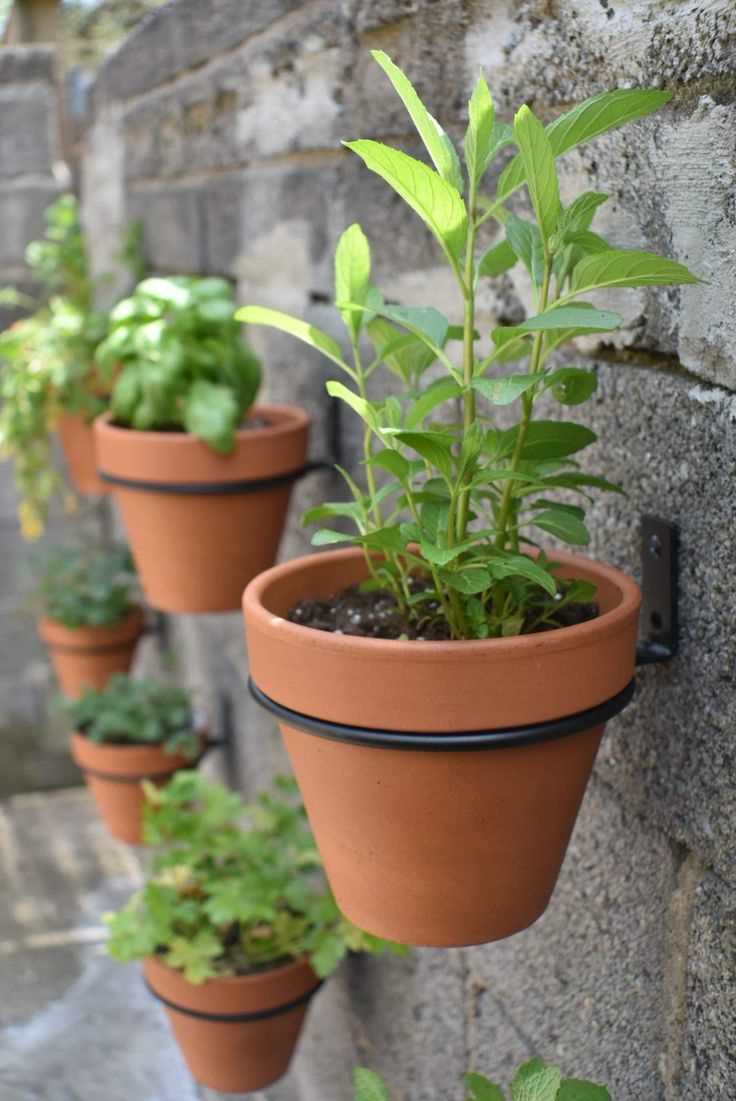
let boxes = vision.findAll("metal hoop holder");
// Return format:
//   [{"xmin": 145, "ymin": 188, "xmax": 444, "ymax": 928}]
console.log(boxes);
[{"xmin": 144, "ymin": 978, "xmax": 323, "ymax": 1023}]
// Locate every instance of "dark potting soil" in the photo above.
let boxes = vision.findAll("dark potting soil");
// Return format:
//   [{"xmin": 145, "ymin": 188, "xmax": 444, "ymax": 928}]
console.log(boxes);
[{"xmin": 288, "ymin": 581, "xmax": 599, "ymax": 641}]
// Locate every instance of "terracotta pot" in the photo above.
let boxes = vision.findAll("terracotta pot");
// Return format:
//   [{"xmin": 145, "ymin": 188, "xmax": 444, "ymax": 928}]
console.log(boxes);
[
  {"xmin": 143, "ymin": 954, "xmax": 321, "ymax": 1092},
  {"xmin": 57, "ymin": 412, "xmax": 108, "ymax": 496},
  {"xmin": 38, "ymin": 607, "xmax": 144, "ymax": 700},
  {"xmin": 243, "ymin": 547, "xmax": 641, "ymax": 947},
  {"xmin": 70, "ymin": 731, "xmax": 202, "ymax": 844},
  {"xmin": 94, "ymin": 406, "xmax": 310, "ymax": 613}
]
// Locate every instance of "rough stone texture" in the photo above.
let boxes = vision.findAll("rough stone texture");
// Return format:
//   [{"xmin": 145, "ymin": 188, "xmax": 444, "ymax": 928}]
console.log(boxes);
[{"xmin": 76, "ymin": 1, "xmax": 736, "ymax": 1098}]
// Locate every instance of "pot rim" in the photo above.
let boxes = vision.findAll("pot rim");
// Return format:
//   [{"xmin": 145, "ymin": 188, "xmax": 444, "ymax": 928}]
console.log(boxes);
[
  {"xmin": 243, "ymin": 545, "xmax": 641, "ymax": 661},
  {"xmin": 94, "ymin": 404, "xmax": 310, "ymax": 447},
  {"xmin": 38, "ymin": 606, "xmax": 144, "ymax": 648},
  {"xmin": 145, "ymin": 952, "xmax": 315, "ymax": 991}
]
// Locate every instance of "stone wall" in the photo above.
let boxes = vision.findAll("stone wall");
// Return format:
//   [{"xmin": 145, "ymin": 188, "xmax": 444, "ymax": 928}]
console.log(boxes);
[{"xmin": 82, "ymin": 3, "xmax": 736, "ymax": 1099}]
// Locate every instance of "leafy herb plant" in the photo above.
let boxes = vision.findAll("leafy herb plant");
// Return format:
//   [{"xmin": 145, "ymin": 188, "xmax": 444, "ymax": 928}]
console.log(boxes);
[
  {"xmin": 33, "ymin": 542, "xmax": 137, "ymax": 629},
  {"xmin": 354, "ymin": 1057, "xmax": 610, "ymax": 1101},
  {"xmin": 96, "ymin": 276, "xmax": 262, "ymax": 453},
  {"xmin": 66, "ymin": 674, "xmax": 199, "ymax": 758},
  {"xmin": 105, "ymin": 771, "xmax": 405, "ymax": 983},
  {"xmin": 239, "ymin": 51, "xmax": 698, "ymax": 640}
]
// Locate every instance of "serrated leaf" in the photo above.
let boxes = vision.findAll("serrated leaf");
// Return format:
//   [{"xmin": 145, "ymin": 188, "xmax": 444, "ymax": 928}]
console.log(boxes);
[
  {"xmin": 488, "ymin": 554, "xmax": 557, "ymax": 595},
  {"xmin": 501, "ymin": 420, "xmax": 596, "ymax": 460},
  {"xmin": 545, "ymin": 367, "xmax": 598, "ymax": 405},
  {"xmin": 236, "ymin": 306, "xmax": 351, "ymax": 373},
  {"xmin": 571, "ymin": 248, "xmax": 699, "ymax": 293},
  {"xmin": 381, "ymin": 305, "xmax": 450, "ymax": 350},
  {"xmin": 183, "ymin": 380, "xmax": 239, "ymax": 453},
  {"xmin": 562, "ymin": 191, "xmax": 609, "ymax": 231},
  {"xmin": 465, "ymin": 74, "xmax": 496, "ymax": 186},
  {"xmin": 506, "ymin": 213, "xmax": 545, "ymax": 286},
  {"xmin": 473, "ymin": 374, "xmax": 540, "ymax": 405},
  {"xmin": 510, "ymin": 1059, "xmax": 562, "ymax": 1101},
  {"xmin": 335, "ymin": 223, "xmax": 371, "ymax": 339},
  {"xmin": 515, "ymin": 304, "xmax": 621, "ymax": 333},
  {"xmin": 564, "ymin": 230, "xmax": 611, "ymax": 254},
  {"xmin": 464, "ymin": 1071, "xmax": 506, "ymax": 1101},
  {"xmin": 444, "ymin": 567, "xmax": 492, "ymax": 594},
  {"xmin": 354, "ymin": 1068, "xmax": 391, "ymax": 1101},
  {"xmin": 344, "ymin": 140, "xmax": 468, "ymax": 265},
  {"xmin": 405, "ymin": 376, "xmax": 462, "ymax": 427},
  {"xmin": 478, "ymin": 239, "xmax": 518, "ymax": 278},
  {"xmin": 531, "ymin": 507, "xmax": 590, "ymax": 545},
  {"xmin": 391, "ymin": 430, "xmax": 455, "ymax": 481},
  {"xmin": 557, "ymin": 1078, "xmax": 611, "ymax": 1101},
  {"xmin": 513, "ymin": 105, "xmax": 560, "ymax": 243},
  {"xmin": 372, "ymin": 51, "xmax": 463, "ymax": 191}
]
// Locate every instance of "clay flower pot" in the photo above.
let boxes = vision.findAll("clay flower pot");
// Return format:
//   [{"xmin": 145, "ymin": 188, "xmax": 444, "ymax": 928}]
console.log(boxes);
[
  {"xmin": 70, "ymin": 731, "xmax": 203, "ymax": 844},
  {"xmin": 143, "ymin": 954, "xmax": 321, "ymax": 1093},
  {"xmin": 243, "ymin": 546, "xmax": 641, "ymax": 948},
  {"xmin": 57, "ymin": 412, "xmax": 109, "ymax": 496},
  {"xmin": 94, "ymin": 406, "xmax": 310, "ymax": 613},
  {"xmin": 39, "ymin": 608, "xmax": 144, "ymax": 700}
]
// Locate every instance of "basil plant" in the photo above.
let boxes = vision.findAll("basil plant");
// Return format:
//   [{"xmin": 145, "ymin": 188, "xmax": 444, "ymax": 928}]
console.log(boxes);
[{"xmin": 239, "ymin": 51, "xmax": 698, "ymax": 640}]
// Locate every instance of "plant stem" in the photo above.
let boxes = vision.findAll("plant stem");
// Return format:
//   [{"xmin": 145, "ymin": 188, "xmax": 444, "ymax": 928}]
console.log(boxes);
[
  {"xmin": 352, "ymin": 339, "xmax": 382, "ymax": 531},
  {"xmin": 454, "ymin": 180, "xmax": 478, "ymax": 544}
]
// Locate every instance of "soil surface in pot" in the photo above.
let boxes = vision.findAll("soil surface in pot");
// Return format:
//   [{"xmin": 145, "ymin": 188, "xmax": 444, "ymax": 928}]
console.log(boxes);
[{"xmin": 288, "ymin": 580, "xmax": 599, "ymax": 640}]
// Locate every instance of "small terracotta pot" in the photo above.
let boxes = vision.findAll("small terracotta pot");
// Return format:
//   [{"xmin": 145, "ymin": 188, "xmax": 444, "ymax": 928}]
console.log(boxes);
[
  {"xmin": 70, "ymin": 731, "xmax": 202, "ymax": 844},
  {"xmin": 143, "ymin": 954, "xmax": 321, "ymax": 1092},
  {"xmin": 94, "ymin": 406, "xmax": 310, "ymax": 613},
  {"xmin": 57, "ymin": 412, "xmax": 108, "ymax": 496},
  {"xmin": 243, "ymin": 547, "xmax": 641, "ymax": 947},
  {"xmin": 39, "ymin": 608, "xmax": 144, "ymax": 700}
]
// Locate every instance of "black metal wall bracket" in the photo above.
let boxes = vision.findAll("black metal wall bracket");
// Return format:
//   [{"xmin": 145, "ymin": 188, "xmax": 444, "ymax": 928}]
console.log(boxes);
[{"xmin": 635, "ymin": 515, "xmax": 678, "ymax": 667}]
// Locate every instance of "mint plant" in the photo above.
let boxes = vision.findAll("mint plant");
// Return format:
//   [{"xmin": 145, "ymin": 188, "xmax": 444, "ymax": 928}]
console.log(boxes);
[
  {"xmin": 33, "ymin": 543, "xmax": 137, "ymax": 629},
  {"xmin": 354, "ymin": 1058, "xmax": 610, "ymax": 1101},
  {"xmin": 66, "ymin": 674, "xmax": 199, "ymax": 757},
  {"xmin": 239, "ymin": 51, "xmax": 698, "ymax": 640},
  {"xmin": 96, "ymin": 276, "xmax": 262, "ymax": 453},
  {"xmin": 105, "ymin": 772, "xmax": 405, "ymax": 982}
]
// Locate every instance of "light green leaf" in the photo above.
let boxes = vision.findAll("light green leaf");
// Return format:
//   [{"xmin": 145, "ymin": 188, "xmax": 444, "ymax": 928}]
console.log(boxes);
[
  {"xmin": 545, "ymin": 367, "xmax": 598, "ymax": 405},
  {"xmin": 571, "ymin": 248, "xmax": 700, "ymax": 293},
  {"xmin": 354, "ymin": 1068, "xmax": 391, "ymax": 1101},
  {"xmin": 563, "ymin": 230, "xmax": 611, "ymax": 254},
  {"xmin": 510, "ymin": 1059, "xmax": 562, "ymax": 1101},
  {"xmin": 464, "ymin": 1071, "xmax": 506, "ymax": 1101},
  {"xmin": 464, "ymin": 74, "xmax": 495, "ymax": 186},
  {"xmin": 514, "ymin": 304, "xmax": 622, "ymax": 333},
  {"xmin": 478, "ymin": 239, "xmax": 518, "ymax": 278},
  {"xmin": 501, "ymin": 420, "xmax": 597, "ymax": 460},
  {"xmin": 538, "ymin": 471, "xmax": 623, "ymax": 495},
  {"xmin": 513, "ymin": 105, "xmax": 560, "ymax": 244},
  {"xmin": 369, "ymin": 449, "xmax": 412, "ymax": 480},
  {"xmin": 488, "ymin": 554, "xmax": 557, "ymax": 596},
  {"xmin": 236, "ymin": 306, "xmax": 352, "ymax": 374},
  {"xmin": 530, "ymin": 507, "xmax": 590, "ymax": 545},
  {"xmin": 381, "ymin": 305, "xmax": 450, "ymax": 350},
  {"xmin": 302, "ymin": 501, "xmax": 364, "ymax": 525},
  {"xmin": 444, "ymin": 567, "xmax": 493, "ymax": 594},
  {"xmin": 391, "ymin": 430, "xmax": 455, "ymax": 481},
  {"xmin": 344, "ymin": 140, "xmax": 468, "ymax": 265},
  {"xmin": 326, "ymin": 380, "xmax": 375, "ymax": 426},
  {"xmin": 405, "ymin": 376, "xmax": 462, "ymax": 427},
  {"xmin": 335, "ymin": 223, "xmax": 371, "ymax": 339},
  {"xmin": 562, "ymin": 191, "xmax": 609, "ymax": 231},
  {"xmin": 473, "ymin": 375, "xmax": 540, "ymax": 406},
  {"xmin": 372, "ymin": 50, "xmax": 463, "ymax": 191},
  {"xmin": 506, "ymin": 213, "xmax": 544, "ymax": 286},
  {"xmin": 557, "ymin": 1079, "xmax": 611, "ymax": 1101},
  {"xmin": 368, "ymin": 318, "xmax": 436, "ymax": 380},
  {"xmin": 182, "ymin": 380, "xmax": 239, "ymax": 454},
  {"xmin": 312, "ymin": 528, "xmax": 356, "ymax": 546}
]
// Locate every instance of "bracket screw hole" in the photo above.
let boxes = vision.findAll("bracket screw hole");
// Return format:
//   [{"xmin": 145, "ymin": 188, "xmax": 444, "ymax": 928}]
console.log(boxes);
[
  {"xmin": 650, "ymin": 610, "xmax": 663, "ymax": 631},
  {"xmin": 648, "ymin": 534, "xmax": 662, "ymax": 558}
]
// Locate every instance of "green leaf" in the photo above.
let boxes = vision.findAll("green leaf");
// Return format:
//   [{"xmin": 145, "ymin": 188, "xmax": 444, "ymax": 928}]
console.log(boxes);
[
  {"xmin": 464, "ymin": 74, "xmax": 496, "ymax": 186},
  {"xmin": 302, "ymin": 501, "xmax": 364, "ymax": 526},
  {"xmin": 510, "ymin": 1059, "xmax": 562, "ymax": 1101},
  {"xmin": 406, "ymin": 376, "xmax": 462, "ymax": 427},
  {"xmin": 381, "ymin": 305, "xmax": 450, "ymax": 350},
  {"xmin": 557, "ymin": 1079, "xmax": 611, "ymax": 1101},
  {"xmin": 473, "ymin": 375, "xmax": 540, "ymax": 406},
  {"xmin": 501, "ymin": 420, "xmax": 596, "ymax": 460},
  {"xmin": 545, "ymin": 367, "xmax": 598, "ymax": 405},
  {"xmin": 478, "ymin": 239, "xmax": 518, "ymax": 278},
  {"xmin": 370, "ymin": 449, "xmax": 412, "ymax": 480},
  {"xmin": 513, "ymin": 105, "xmax": 560, "ymax": 244},
  {"xmin": 488, "ymin": 554, "xmax": 557, "ymax": 595},
  {"xmin": 310, "ymin": 930, "xmax": 347, "ymax": 977},
  {"xmin": 344, "ymin": 140, "xmax": 468, "ymax": 265},
  {"xmin": 326, "ymin": 380, "xmax": 375, "ymax": 426},
  {"xmin": 183, "ymin": 380, "xmax": 239, "ymax": 453},
  {"xmin": 571, "ymin": 248, "xmax": 700, "ymax": 293},
  {"xmin": 563, "ymin": 230, "xmax": 611, "ymax": 254},
  {"xmin": 390, "ymin": 430, "xmax": 454, "ymax": 481},
  {"xmin": 371, "ymin": 51, "xmax": 463, "ymax": 192},
  {"xmin": 444, "ymin": 567, "xmax": 492, "ymax": 594},
  {"xmin": 335, "ymin": 223, "xmax": 371, "ymax": 339},
  {"xmin": 354, "ymin": 1068, "xmax": 391, "ymax": 1101},
  {"xmin": 464, "ymin": 1072, "xmax": 506, "ymax": 1101},
  {"xmin": 538, "ymin": 471, "xmax": 623, "ymax": 495},
  {"xmin": 506, "ymin": 213, "xmax": 544, "ymax": 286},
  {"xmin": 235, "ymin": 306, "xmax": 351, "ymax": 374},
  {"xmin": 498, "ymin": 89, "xmax": 672, "ymax": 203},
  {"xmin": 368, "ymin": 318, "xmax": 436, "ymax": 380},
  {"xmin": 311, "ymin": 529, "xmax": 356, "ymax": 546},
  {"xmin": 531, "ymin": 507, "xmax": 590, "ymax": 545},
  {"xmin": 562, "ymin": 191, "xmax": 609, "ymax": 231},
  {"xmin": 515, "ymin": 304, "xmax": 621, "ymax": 333}
]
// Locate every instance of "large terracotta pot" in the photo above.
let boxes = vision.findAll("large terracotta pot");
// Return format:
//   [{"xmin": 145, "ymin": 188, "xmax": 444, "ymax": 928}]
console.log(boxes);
[
  {"xmin": 94, "ymin": 406, "xmax": 310, "ymax": 613},
  {"xmin": 243, "ymin": 547, "xmax": 641, "ymax": 947},
  {"xmin": 143, "ymin": 954, "xmax": 321, "ymax": 1092},
  {"xmin": 39, "ymin": 608, "xmax": 144, "ymax": 699},
  {"xmin": 57, "ymin": 412, "xmax": 108, "ymax": 496},
  {"xmin": 70, "ymin": 731, "xmax": 202, "ymax": 844}
]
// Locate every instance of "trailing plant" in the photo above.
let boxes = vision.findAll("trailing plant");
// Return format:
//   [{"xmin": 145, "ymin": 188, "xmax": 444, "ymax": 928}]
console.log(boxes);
[
  {"xmin": 354, "ymin": 1057, "xmax": 610, "ymax": 1101},
  {"xmin": 33, "ymin": 542, "xmax": 137, "ymax": 628},
  {"xmin": 239, "ymin": 51, "xmax": 698, "ymax": 641},
  {"xmin": 96, "ymin": 276, "xmax": 262, "ymax": 453},
  {"xmin": 105, "ymin": 771, "xmax": 405, "ymax": 982},
  {"xmin": 0, "ymin": 195, "xmax": 140, "ymax": 538},
  {"xmin": 66, "ymin": 673, "xmax": 198, "ymax": 757}
]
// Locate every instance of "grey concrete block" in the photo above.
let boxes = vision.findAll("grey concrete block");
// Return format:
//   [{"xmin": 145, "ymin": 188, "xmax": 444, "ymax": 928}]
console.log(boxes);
[
  {"xmin": 127, "ymin": 185, "xmax": 204, "ymax": 274},
  {"xmin": 0, "ymin": 183, "xmax": 61, "ymax": 267},
  {"xmin": 0, "ymin": 46, "xmax": 56, "ymax": 86},
  {"xmin": 0, "ymin": 85, "xmax": 58, "ymax": 179}
]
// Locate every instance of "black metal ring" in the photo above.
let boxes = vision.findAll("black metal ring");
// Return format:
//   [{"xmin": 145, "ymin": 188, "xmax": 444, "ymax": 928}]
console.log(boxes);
[
  {"xmin": 145, "ymin": 976, "xmax": 323, "ymax": 1022},
  {"xmin": 98, "ymin": 460, "xmax": 330, "ymax": 496},
  {"xmin": 249, "ymin": 678, "xmax": 635, "ymax": 752}
]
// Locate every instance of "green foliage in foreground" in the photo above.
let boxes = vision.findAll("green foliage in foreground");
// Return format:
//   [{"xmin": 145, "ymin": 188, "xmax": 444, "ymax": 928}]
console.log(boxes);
[
  {"xmin": 105, "ymin": 772, "xmax": 406, "ymax": 983},
  {"xmin": 66, "ymin": 674, "xmax": 198, "ymax": 757},
  {"xmin": 33, "ymin": 542, "xmax": 137, "ymax": 629},
  {"xmin": 97, "ymin": 276, "xmax": 262, "ymax": 453},
  {"xmin": 354, "ymin": 1058, "xmax": 611, "ymax": 1101},
  {"xmin": 239, "ymin": 51, "xmax": 698, "ymax": 640}
]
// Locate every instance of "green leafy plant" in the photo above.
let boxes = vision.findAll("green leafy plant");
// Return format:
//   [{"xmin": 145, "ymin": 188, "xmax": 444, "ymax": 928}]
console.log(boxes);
[
  {"xmin": 105, "ymin": 771, "xmax": 405, "ymax": 983},
  {"xmin": 96, "ymin": 276, "xmax": 262, "ymax": 453},
  {"xmin": 354, "ymin": 1057, "xmax": 610, "ymax": 1101},
  {"xmin": 0, "ymin": 195, "xmax": 137, "ymax": 538},
  {"xmin": 66, "ymin": 673, "xmax": 198, "ymax": 757},
  {"xmin": 238, "ymin": 52, "xmax": 698, "ymax": 641},
  {"xmin": 32, "ymin": 542, "xmax": 137, "ymax": 628}
]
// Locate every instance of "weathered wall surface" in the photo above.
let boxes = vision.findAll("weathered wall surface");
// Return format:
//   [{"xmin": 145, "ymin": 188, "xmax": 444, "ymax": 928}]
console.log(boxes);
[{"xmin": 83, "ymin": 2, "xmax": 736, "ymax": 1099}]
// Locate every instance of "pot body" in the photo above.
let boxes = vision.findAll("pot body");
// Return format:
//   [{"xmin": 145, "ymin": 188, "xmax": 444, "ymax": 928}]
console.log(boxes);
[
  {"xmin": 70, "ymin": 732, "xmax": 200, "ymax": 844},
  {"xmin": 143, "ymin": 954, "xmax": 320, "ymax": 1092},
  {"xmin": 94, "ymin": 406, "xmax": 310, "ymax": 613},
  {"xmin": 243, "ymin": 547, "xmax": 641, "ymax": 946},
  {"xmin": 39, "ymin": 608, "xmax": 144, "ymax": 700},
  {"xmin": 57, "ymin": 412, "xmax": 108, "ymax": 496}
]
